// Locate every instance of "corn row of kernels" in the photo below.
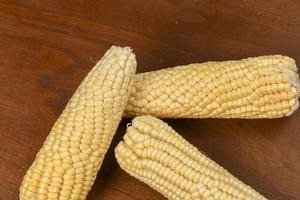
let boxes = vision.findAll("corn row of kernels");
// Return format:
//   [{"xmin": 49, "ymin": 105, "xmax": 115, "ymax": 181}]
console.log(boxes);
[
  {"xmin": 125, "ymin": 55, "xmax": 299, "ymax": 118},
  {"xmin": 116, "ymin": 116, "xmax": 267, "ymax": 200},
  {"xmin": 20, "ymin": 46, "xmax": 136, "ymax": 200}
]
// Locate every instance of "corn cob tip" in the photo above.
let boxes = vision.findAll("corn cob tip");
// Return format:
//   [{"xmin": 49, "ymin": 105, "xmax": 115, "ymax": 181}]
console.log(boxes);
[
  {"xmin": 281, "ymin": 57, "xmax": 300, "ymax": 91},
  {"xmin": 280, "ymin": 59, "xmax": 300, "ymax": 115},
  {"xmin": 102, "ymin": 46, "xmax": 135, "ymax": 65},
  {"xmin": 109, "ymin": 45, "xmax": 133, "ymax": 54}
]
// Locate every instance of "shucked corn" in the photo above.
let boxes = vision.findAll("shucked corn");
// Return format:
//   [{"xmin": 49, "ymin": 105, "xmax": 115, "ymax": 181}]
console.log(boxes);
[
  {"xmin": 125, "ymin": 55, "xmax": 300, "ymax": 118},
  {"xmin": 19, "ymin": 46, "xmax": 136, "ymax": 200},
  {"xmin": 115, "ymin": 116, "xmax": 267, "ymax": 200}
]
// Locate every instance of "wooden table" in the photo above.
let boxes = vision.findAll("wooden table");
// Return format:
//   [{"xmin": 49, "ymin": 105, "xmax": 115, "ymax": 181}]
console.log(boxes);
[{"xmin": 1, "ymin": 1, "xmax": 299, "ymax": 199}]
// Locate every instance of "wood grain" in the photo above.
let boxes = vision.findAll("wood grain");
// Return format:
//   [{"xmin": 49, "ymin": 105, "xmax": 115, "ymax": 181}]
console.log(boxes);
[{"xmin": 0, "ymin": 1, "xmax": 300, "ymax": 199}]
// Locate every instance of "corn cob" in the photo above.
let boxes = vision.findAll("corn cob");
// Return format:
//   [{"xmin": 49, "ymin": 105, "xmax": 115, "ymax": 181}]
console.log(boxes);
[
  {"xmin": 115, "ymin": 116, "xmax": 267, "ymax": 200},
  {"xmin": 19, "ymin": 46, "xmax": 136, "ymax": 200},
  {"xmin": 125, "ymin": 55, "xmax": 300, "ymax": 118}
]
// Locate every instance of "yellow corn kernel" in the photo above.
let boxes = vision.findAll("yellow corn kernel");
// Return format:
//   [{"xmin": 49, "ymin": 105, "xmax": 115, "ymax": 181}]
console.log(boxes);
[
  {"xmin": 125, "ymin": 55, "xmax": 299, "ymax": 118},
  {"xmin": 115, "ymin": 116, "xmax": 267, "ymax": 200},
  {"xmin": 20, "ymin": 46, "xmax": 137, "ymax": 200}
]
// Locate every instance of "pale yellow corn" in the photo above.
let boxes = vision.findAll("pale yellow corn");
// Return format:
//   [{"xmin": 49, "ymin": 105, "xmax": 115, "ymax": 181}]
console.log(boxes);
[
  {"xmin": 115, "ymin": 116, "xmax": 267, "ymax": 200},
  {"xmin": 19, "ymin": 46, "xmax": 137, "ymax": 200},
  {"xmin": 125, "ymin": 55, "xmax": 300, "ymax": 118}
]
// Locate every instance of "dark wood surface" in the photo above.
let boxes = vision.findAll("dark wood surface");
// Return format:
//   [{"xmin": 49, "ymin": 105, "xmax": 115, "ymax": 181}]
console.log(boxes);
[{"xmin": 0, "ymin": 1, "xmax": 300, "ymax": 199}]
